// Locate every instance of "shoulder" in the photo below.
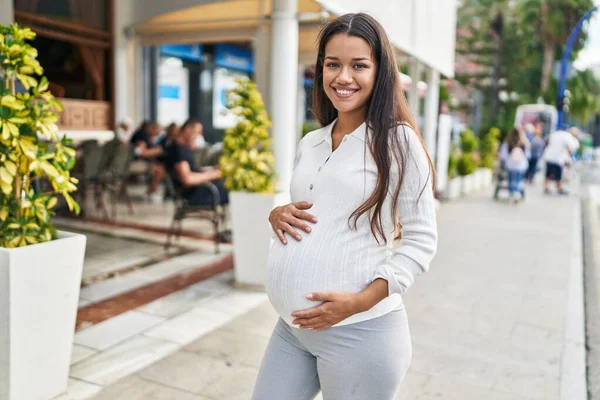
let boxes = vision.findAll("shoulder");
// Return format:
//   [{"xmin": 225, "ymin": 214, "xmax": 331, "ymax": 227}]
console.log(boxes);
[
  {"xmin": 390, "ymin": 123, "xmax": 423, "ymax": 151},
  {"xmin": 299, "ymin": 124, "xmax": 329, "ymax": 149}
]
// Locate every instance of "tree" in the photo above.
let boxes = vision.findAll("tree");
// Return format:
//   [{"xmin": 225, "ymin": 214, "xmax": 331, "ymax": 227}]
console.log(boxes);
[{"xmin": 519, "ymin": 0, "xmax": 594, "ymax": 92}]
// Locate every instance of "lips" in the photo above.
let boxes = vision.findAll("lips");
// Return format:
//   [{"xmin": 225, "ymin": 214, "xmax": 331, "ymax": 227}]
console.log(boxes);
[{"xmin": 333, "ymin": 87, "xmax": 359, "ymax": 98}]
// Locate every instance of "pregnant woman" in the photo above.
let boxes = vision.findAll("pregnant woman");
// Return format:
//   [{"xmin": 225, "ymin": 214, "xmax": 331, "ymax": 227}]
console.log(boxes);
[{"xmin": 252, "ymin": 13, "xmax": 438, "ymax": 400}]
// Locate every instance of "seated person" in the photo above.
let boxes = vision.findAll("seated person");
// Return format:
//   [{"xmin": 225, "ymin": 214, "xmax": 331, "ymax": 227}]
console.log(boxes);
[
  {"xmin": 147, "ymin": 123, "xmax": 180, "ymax": 196},
  {"xmin": 164, "ymin": 118, "xmax": 229, "ymax": 206},
  {"xmin": 131, "ymin": 121, "xmax": 163, "ymax": 159}
]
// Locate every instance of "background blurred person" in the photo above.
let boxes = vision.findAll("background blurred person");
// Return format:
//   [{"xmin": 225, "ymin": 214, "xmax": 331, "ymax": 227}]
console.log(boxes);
[
  {"xmin": 164, "ymin": 118, "xmax": 228, "ymax": 206},
  {"xmin": 525, "ymin": 122, "xmax": 546, "ymax": 184},
  {"xmin": 543, "ymin": 127, "xmax": 580, "ymax": 195},
  {"xmin": 503, "ymin": 127, "xmax": 529, "ymax": 202}
]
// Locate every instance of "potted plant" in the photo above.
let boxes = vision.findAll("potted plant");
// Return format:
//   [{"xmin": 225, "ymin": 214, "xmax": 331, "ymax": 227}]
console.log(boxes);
[
  {"xmin": 457, "ymin": 129, "xmax": 478, "ymax": 194},
  {"xmin": 479, "ymin": 127, "xmax": 500, "ymax": 187},
  {"xmin": 445, "ymin": 146, "xmax": 462, "ymax": 200},
  {"xmin": 0, "ymin": 24, "xmax": 85, "ymax": 400},
  {"xmin": 219, "ymin": 77, "xmax": 286, "ymax": 287}
]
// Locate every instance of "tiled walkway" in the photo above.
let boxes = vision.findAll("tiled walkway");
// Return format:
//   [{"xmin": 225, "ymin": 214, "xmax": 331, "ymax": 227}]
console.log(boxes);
[{"xmin": 82, "ymin": 180, "xmax": 580, "ymax": 400}]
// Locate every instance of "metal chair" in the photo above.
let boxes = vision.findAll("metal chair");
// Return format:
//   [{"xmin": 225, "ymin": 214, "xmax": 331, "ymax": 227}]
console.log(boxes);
[
  {"xmin": 163, "ymin": 173, "xmax": 226, "ymax": 254},
  {"xmin": 104, "ymin": 143, "xmax": 135, "ymax": 220}
]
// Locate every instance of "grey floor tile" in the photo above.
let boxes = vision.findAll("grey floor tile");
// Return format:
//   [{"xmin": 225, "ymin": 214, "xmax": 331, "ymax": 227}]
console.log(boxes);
[{"xmin": 75, "ymin": 311, "xmax": 165, "ymax": 351}]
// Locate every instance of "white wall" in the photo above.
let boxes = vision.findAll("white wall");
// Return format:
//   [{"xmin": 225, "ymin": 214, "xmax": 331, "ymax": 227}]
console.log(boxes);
[
  {"xmin": 316, "ymin": 0, "xmax": 458, "ymax": 77},
  {"xmin": 0, "ymin": 0, "xmax": 13, "ymax": 26}
]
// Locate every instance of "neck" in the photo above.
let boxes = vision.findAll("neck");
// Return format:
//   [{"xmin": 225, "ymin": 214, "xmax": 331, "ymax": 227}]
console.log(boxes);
[{"xmin": 334, "ymin": 108, "xmax": 366, "ymax": 135}]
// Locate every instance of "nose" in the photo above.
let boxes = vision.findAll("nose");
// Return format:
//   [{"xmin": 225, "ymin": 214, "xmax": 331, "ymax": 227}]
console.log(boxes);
[{"xmin": 336, "ymin": 66, "xmax": 353, "ymax": 85}]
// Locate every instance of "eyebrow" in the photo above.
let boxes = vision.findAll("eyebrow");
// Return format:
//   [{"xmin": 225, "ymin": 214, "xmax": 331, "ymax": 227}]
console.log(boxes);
[{"xmin": 324, "ymin": 56, "xmax": 371, "ymax": 61}]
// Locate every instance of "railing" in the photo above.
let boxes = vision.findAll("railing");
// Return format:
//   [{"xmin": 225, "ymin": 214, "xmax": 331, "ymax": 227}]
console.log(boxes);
[{"xmin": 58, "ymin": 99, "xmax": 112, "ymax": 131}]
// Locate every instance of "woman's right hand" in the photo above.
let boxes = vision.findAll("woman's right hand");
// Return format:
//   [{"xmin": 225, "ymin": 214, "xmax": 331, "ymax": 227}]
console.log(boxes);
[{"xmin": 269, "ymin": 201, "xmax": 317, "ymax": 245}]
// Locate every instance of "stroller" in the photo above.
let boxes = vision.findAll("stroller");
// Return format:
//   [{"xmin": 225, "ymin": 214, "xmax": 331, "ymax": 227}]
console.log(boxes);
[{"xmin": 493, "ymin": 160, "xmax": 526, "ymax": 200}]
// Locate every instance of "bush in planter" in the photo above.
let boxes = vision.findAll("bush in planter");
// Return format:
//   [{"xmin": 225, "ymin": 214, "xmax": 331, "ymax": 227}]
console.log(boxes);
[
  {"xmin": 460, "ymin": 129, "xmax": 479, "ymax": 153},
  {"xmin": 0, "ymin": 24, "xmax": 79, "ymax": 248},
  {"xmin": 456, "ymin": 129, "xmax": 478, "ymax": 176},
  {"xmin": 480, "ymin": 127, "xmax": 501, "ymax": 169},
  {"xmin": 447, "ymin": 146, "xmax": 458, "ymax": 179},
  {"xmin": 456, "ymin": 153, "xmax": 477, "ymax": 176},
  {"xmin": 219, "ymin": 77, "xmax": 276, "ymax": 193}
]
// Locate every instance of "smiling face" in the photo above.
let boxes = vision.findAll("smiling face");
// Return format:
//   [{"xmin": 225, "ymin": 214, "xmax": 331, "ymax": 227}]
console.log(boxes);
[{"xmin": 322, "ymin": 33, "xmax": 377, "ymax": 118}]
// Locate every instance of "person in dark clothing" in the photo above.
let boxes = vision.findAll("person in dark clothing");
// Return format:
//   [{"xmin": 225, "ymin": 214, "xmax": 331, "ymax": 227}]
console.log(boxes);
[
  {"xmin": 131, "ymin": 121, "xmax": 163, "ymax": 159},
  {"xmin": 164, "ymin": 118, "xmax": 229, "ymax": 206}
]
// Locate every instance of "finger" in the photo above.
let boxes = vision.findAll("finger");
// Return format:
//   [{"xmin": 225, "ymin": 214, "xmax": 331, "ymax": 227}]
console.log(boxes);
[
  {"xmin": 284, "ymin": 215, "xmax": 313, "ymax": 233},
  {"xmin": 292, "ymin": 316, "xmax": 324, "ymax": 326},
  {"xmin": 306, "ymin": 292, "xmax": 338, "ymax": 302},
  {"xmin": 275, "ymin": 229, "xmax": 287, "ymax": 245},
  {"xmin": 278, "ymin": 222, "xmax": 302, "ymax": 241},
  {"xmin": 293, "ymin": 209, "xmax": 318, "ymax": 224},
  {"xmin": 291, "ymin": 307, "xmax": 324, "ymax": 319},
  {"xmin": 292, "ymin": 201, "xmax": 313, "ymax": 210}
]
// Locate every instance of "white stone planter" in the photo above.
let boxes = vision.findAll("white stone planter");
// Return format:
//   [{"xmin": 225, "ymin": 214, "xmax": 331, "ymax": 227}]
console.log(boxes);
[
  {"xmin": 445, "ymin": 177, "xmax": 462, "ymax": 200},
  {"xmin": 479, "ymin": 168, "xmax": 493, "ymax": 188},
  {"xmin": 0, "ymin": 231, "xmax": 86, "ymax": 400},
  {"xmin": 230, "ymin": 191, "xmax": 290, "ymax": 288},
  {"xmin": 460, "ymin": 173, "xmax": 475, "ymax": 195},
  {"xmin": 472, "ymin": 170, "xmax": 483, "ymax": 191}
]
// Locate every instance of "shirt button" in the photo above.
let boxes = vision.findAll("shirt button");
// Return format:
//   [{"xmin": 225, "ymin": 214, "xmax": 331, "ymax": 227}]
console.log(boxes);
[{"xmin": 309, "ymin": 184, "xmax": 313, "ymax": 190}]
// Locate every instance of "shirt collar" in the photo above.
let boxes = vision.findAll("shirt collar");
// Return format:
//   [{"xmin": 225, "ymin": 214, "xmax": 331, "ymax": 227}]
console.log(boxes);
[{"xmin": 310, "ymin": 119, "xmax": 367, "ymax": 147}]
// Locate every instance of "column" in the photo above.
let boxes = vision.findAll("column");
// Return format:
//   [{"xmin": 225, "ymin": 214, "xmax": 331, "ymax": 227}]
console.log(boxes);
[
  {"xmin": 113, "ymin": 0, "xmax": 136, "ymax": 125},
  {"xmin": 423, "ymin": 68, "xmax": 440, "ymax": 159},
  {"xmin": 269, "ymin": 0, "xmax": 298, "ymax": 193},
  {"xmin": 408, "ymin": 58, "xmax": 421, "ymax": 123},
  {"xmin": 0, "ymin": 0, "xmax": 13, "ymax": 26},
  {"xmin": 253, "ymin": 25, "xmax": 271, "ymax": 110}
]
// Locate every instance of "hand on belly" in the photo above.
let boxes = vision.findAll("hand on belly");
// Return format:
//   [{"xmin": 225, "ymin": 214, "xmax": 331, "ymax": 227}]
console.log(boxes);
[{"xmin": 290, "ymin": 291, "xmax": 360, "ymax": 331}]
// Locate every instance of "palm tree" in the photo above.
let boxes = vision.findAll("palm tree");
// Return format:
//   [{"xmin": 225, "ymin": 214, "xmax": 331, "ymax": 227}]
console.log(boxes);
[{"xmin": 520, "ymin": 0, "xmax": 593, "ymax": 93}]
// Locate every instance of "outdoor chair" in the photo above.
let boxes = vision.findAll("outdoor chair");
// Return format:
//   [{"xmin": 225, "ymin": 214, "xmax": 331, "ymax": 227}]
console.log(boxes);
[{"xmin": 163, "ymin": 173, "xmax": 226, "ymax": 254}]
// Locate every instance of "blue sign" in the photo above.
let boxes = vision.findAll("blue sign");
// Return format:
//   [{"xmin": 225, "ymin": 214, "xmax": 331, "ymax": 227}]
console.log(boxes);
[
  {"xmin": 159, "ymin": 85, "xmax": 181, "ymax": 99},
  {"xmin": 160, "ymin": 44, "xmax": 203, "ymax": 62},
  {"xmin": 214, "ymin": 43, "xmax": 254, "ymax": 73}
]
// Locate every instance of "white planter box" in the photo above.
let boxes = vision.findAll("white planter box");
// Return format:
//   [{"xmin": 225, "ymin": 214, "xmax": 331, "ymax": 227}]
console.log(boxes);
[
  {"xmin": 460, "ymin": 173, "xmax": 475, "ymax": 195},
  {"xmin": 230, "ymin": 191, "xmax": 290, "ymax": 288},
  {"xmin": 0, "ymin": 231, "xmax": 86, "ymax": 400},
  {"xmin": 479, "ymin": 168, "xmax": 493, "ymax": 188},
  {"xmin": 445, "ymin": 177, "xmax": 462, "ymax": 200},
  {"xmin": 473, "ymin": 170, "xmax": 484, "ymax": 191}
]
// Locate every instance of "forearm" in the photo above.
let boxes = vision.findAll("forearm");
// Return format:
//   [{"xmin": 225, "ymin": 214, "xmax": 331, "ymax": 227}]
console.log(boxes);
[
  {"xmin": 183, "ymin": 170, "xmax": 219, "ymax": 186},
  {"xmin": 353, "ymin": 279, "xmax": 389, "ymax": 313}
]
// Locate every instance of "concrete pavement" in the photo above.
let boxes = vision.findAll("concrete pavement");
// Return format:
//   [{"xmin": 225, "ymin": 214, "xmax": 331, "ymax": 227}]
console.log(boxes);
[{"xmin": 87, "ymin": 179, "xmax": 582, "ymax": 400}]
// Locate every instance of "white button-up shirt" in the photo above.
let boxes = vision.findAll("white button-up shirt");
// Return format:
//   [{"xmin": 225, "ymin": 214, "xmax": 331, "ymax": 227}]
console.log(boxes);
[{"xmin": 266, "ymin": 119, "xmax": 438, "ymax": 326}]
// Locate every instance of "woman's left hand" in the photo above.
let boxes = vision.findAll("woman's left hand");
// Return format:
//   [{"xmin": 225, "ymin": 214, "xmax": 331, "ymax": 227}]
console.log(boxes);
[{"xmin": 291, "ymin": 292, "xmax": 361, "ymax": 331}]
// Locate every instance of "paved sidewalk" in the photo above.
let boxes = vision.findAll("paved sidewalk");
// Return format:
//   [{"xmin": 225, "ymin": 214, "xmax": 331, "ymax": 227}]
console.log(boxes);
[{"xmin": 87, "ymin": 182, "xmax": 580, "ymax": 400}]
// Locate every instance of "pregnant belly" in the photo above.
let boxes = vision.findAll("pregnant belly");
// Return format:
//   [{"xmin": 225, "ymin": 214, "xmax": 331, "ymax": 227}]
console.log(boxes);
[{"xmin": 265, "ymin": 238, "xmax": 375, "ymax": 320}]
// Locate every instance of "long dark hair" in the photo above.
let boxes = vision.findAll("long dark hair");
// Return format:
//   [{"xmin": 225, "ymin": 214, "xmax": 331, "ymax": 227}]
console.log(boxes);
[{"xmin": 312, "ymin": 13, "xmax": 435, "ymax": 243}]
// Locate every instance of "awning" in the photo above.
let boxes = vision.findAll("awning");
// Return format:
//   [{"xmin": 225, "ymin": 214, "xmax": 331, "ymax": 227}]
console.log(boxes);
[{"xmin": 132, "ymin": 0, "xmax": 456, "ymax": 76}]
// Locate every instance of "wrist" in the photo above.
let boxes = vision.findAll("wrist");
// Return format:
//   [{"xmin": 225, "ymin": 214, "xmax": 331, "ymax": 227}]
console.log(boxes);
[{"xmin": 354, "ymin": 279, "xmax": 388, "ymax": 313}]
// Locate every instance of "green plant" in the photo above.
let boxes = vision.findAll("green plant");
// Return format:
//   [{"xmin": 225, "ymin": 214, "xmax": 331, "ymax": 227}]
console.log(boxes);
[
  {"xmin": 447, "ymin": 146, "xmax": 458, "ymax": 179},
  {"xmin": 0, "ymin": 24, "xmax": 79, "ymax": 248},
  {"xmin": 457, "ymin": 153, "xmax": 477, "ymax": 176},
  {"xmin": 219, "ymin": 77, "xmax": 276, "ymax": 193},
  {"xmin": 480, "ymin": 127, "xmax": 501, "ymax": 169},
  {"xmin": 460, "ymin": 129, "xmax": 479, "ymax": 153}
]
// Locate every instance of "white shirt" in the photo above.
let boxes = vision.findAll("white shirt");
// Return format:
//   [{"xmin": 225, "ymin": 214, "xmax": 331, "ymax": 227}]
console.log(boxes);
[
  {"xmin": 543, "ymin": 130, "xmax": 580, "ymax": 165},
  {"xmin": 266, "ymin": 120, "xmax": 438, "ymax": 327}
]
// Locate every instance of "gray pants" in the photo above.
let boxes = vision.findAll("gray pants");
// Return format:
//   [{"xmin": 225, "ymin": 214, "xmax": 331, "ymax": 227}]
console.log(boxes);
[{"xmin": 252, "ymin": 308, "xmax": 411, "ymax": 400}]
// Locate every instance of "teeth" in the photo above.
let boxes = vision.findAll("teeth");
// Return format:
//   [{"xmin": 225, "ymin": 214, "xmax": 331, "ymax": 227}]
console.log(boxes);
[{"xmin": 336, "ymin": 89, "xmax": 356, "ymax": 95}]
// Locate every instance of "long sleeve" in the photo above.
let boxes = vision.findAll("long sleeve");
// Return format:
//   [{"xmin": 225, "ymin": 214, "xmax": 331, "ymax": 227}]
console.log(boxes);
[{"xmin": 372, "ymin": 126, "xmax": 438, "ymax": 296}]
